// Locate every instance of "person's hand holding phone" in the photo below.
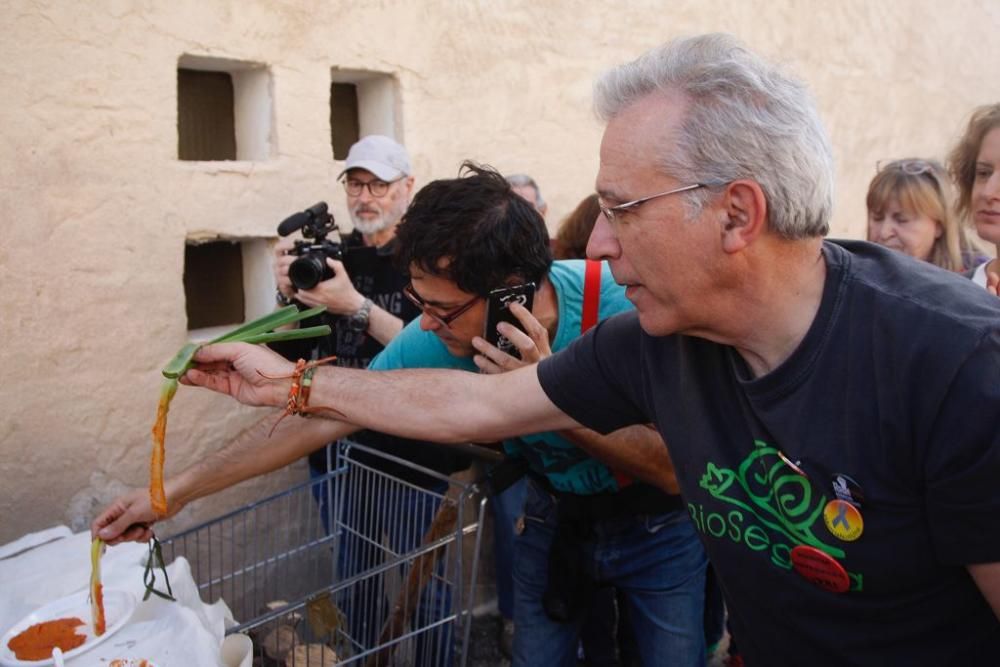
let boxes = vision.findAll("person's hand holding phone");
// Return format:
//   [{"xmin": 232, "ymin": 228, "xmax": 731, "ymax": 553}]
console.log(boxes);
[{"xmin": 473, "ymin": 300, "xmax": 552, "ymax": 374}]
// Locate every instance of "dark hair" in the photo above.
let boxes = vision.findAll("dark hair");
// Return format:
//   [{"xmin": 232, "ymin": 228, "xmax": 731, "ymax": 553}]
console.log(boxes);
[
  {"xmin": 553, "ymin": 194, "xmax": 601, "ymax": 260},
  {"xmin": 394, "ymin": 161, "xmax": 553, "ymax": 295}
]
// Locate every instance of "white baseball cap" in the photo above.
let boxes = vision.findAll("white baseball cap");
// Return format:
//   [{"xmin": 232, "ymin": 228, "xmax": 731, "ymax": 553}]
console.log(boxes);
[{"xmin": 338, "ymin": 135, "xmax": 412, "ymax": 181}]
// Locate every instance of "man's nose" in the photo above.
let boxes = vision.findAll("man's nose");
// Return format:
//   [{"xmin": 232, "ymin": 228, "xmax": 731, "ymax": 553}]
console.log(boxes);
[
  {"xmin": 356, "ymin": 186, "xmax": 376, "ymax": 203},
  {"xmin": 586, "ymin": 212, "xmax": 621, "ymax": 261},
  {"xmin": 418, "ymin": 312, "xmax": 440, "ymax": 332}
]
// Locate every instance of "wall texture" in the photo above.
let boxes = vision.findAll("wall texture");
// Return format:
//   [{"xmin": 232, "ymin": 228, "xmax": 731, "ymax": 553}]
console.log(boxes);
[{"xmin": 2, "ymin": 0, "xmax": 999, "ymax": 544}]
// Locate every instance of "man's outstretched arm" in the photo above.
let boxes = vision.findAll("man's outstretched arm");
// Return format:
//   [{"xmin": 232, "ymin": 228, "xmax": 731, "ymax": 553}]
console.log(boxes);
[
  {"xmin": 182, "ymin": 342, "xmax": 581, "ymax": 445},
  {"xmin": 92, "ymin": 410, "xmax": 357, "ymax": 544},
  {"xmin": 471, "ymin": 303, "xmax": 678, "ymax": 493}
]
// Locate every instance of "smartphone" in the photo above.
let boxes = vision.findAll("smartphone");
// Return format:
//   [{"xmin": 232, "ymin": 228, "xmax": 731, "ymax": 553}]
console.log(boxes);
[{"xmin": 483, "ymin": 283, "xmax": 536, "ymax": 359}]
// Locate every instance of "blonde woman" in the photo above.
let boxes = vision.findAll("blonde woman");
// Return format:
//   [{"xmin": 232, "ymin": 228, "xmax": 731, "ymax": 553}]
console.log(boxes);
[
  {"xmin": 866, "ymin": 158, "xmax": 985, "ymax": 272},
  {"xmin": 948, "ymin": 103, "xmax": 1000, "ymax": 294}
]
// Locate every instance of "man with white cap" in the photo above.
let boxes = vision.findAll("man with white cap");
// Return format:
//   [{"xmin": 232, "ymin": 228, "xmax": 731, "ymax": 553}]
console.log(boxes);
[{"xmin": 274, "ymin": 134, "xmax": 416, "ymax": 343}]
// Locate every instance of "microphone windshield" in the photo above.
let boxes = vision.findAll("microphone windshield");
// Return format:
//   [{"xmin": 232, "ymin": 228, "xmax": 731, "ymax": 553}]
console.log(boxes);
[{"xmin": 277, "ymin": 202, "xmax": 328, "ymax": 237}]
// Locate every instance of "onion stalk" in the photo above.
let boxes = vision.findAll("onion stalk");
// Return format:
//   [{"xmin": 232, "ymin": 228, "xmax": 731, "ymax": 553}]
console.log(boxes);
[
  {"xmin": 89, "ymin": 537, "xmax": 105, "ymax": 636},
  {"xmin": 150, "ymin": 306, "xmax": 331, "ymax": 516}
]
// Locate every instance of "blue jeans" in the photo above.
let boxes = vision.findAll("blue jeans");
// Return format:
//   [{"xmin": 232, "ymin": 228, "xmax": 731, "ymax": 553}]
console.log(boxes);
[
  {"xmin": 703, "ymin": 564, "xmax": 726, "ymax": 652},
  {"xmin": 512, "ymin": 478, "xmax": 707, "ymax": 667},
  {"xmin": 491, "ymin": 476, "xmax": 528, "ymax": 619}
]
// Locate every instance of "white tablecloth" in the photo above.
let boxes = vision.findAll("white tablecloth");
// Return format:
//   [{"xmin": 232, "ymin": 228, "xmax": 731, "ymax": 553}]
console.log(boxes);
[{"xmin": 0, "ymin": 527, "xmax": 248, "ymax": 667}]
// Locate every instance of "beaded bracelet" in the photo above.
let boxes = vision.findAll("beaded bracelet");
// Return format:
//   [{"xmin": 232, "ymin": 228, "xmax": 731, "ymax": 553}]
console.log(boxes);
[
  {"xmin": 296, "ymin": 363, "xmax": 320, "ymax": 415},
  {"xmin": 264, "ymin": 355, "xmax": 337, "ymax": 436}
]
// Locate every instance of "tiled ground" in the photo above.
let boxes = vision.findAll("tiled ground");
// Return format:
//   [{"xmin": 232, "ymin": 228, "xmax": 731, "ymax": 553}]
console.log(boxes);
[{"xmin": 466, "ymin": 613, "xmax": 510, "ymax": 666}]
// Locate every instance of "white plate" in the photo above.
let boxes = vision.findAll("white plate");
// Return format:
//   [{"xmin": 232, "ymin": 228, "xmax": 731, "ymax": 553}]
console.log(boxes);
[{"xmin": 0, "ymin": 589, "xmax": 136, "ymax": 666}]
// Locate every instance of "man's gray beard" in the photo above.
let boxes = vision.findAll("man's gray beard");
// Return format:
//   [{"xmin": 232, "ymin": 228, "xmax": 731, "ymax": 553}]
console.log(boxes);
[{"xmin": 350, "ymin": 211, "xmax": 391, "ymax": 236}]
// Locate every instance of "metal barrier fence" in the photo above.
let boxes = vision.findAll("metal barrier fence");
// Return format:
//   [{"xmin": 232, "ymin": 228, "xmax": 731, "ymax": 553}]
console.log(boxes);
[{"xmin": 161, "ymin": 441, "xmax": 487, "ymax": 666}]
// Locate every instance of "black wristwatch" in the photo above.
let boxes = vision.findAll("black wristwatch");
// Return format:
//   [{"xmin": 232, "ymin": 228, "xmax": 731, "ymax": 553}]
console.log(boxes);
[
  {"xmin": 346, "ymin": 298, "xmax": 373, "ymax": 332},
  {"xmin": 275, "ymin": 289, "xmax": 294, "ymax": 307}
]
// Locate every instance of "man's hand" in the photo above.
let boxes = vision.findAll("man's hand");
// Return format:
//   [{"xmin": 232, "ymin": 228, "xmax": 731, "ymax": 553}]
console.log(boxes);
[
  {"xmin": 181, "ymin": 342, "xmax": 294, "ymax": 408},
  {"xmin": 986, "ymin": 265, "xmax": 999, "ymax": 297},
  {"xmin": 295, "ymin": 258, "xmax": 365, "ymax": 315},
  {"xmin": 472, "ymin": 302, "xmax": 552, "ymax": 373},
  {"xmin": 91, "ymin": 488, "xmax": 161, "ymax": 545},
  {"xmin": 273, "ymin": 238, "xmax": 297, "ymax": 302}
]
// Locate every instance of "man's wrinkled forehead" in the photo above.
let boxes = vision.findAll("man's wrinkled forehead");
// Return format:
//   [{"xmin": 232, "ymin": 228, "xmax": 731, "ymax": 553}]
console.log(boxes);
[
  {"xmin": 407, "ymin": 260, "xmax": 466, "ymax": 301},
  {"xmin": 596, "ymin": 92, "xmax": 689, "ymax": 196},
  {"xmin": 408, "ymin": 256, "xmax": 454, "ymax": 284}
]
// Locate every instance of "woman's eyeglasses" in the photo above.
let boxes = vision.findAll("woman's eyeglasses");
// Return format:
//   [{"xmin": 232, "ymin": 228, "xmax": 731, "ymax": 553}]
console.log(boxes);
[
  {"xmin": 875, "ymin": 159, "xmax": 948, "ymax": 191},
  {"xmin": 875, "ymin": 158, "xmax": 944, "ymax": 177},
  {"xmin": 403, "ymin": 284, "xmax": 481, "ymax": 328}
]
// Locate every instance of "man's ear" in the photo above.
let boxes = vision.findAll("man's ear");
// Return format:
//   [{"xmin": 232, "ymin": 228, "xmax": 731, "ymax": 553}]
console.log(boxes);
[
  {"xmin": 721, "ymin": 179, "xmax": 767, "ymax": 253},
  {"xmin": 402, "ymin": 175, "xmax": 416, "ymax": 196}
]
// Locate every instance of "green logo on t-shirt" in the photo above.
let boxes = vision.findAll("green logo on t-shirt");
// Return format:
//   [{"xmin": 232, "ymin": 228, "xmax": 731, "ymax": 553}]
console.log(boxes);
[{"xmin": 690, "ymin": 439, "xmax": 863, "ymax": 591}]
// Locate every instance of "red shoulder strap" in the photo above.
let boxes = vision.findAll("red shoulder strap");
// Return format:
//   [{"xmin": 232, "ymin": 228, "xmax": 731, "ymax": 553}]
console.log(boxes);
[
  {"xmin": 581, "ymin": 259, "xmax": 635, "ymax": 489},
  {"xmin": 581, "ymin": 259, "xmax": 602, "ymax": 334}
]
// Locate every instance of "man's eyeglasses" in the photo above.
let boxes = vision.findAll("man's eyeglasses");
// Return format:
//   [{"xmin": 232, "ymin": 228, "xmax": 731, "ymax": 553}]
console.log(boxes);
[
  {"xmin": 597, "ymin": 182, "xmax": 705, "ymax": 224},
  {"xmin": 403, "ymin": 284, "xmax": 481, "ymax": 328},
  {"xmin": 342, "ymin": 177, "xmax": 398, "ymax": 198}
]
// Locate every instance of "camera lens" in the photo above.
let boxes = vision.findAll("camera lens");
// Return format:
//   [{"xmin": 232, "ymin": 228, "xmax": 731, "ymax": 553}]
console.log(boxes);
[{"xmin": 289, "ymin": 254, "xmax": 328, "ymax": 290}]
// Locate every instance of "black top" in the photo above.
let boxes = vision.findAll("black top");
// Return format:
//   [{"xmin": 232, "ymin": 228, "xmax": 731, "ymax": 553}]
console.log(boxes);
[{"xmin": 538, "ymin": 240, "xmax": 1000, "ymax": 666}]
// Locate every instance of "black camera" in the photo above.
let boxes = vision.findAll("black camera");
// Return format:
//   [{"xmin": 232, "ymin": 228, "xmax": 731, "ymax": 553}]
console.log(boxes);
[{"xmin": 277, "ymin": 202, "xmax": 344, "ymax": 290}]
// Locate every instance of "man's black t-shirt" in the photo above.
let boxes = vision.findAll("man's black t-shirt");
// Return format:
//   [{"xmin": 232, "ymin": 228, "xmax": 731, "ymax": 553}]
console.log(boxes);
[
  {"xmin": 538, "ymin": 240, "xmax": 1000, "ymax": 665},
  {"xmin": 272, "ymin": 231, "xmax": 470, "ymax": 484}
]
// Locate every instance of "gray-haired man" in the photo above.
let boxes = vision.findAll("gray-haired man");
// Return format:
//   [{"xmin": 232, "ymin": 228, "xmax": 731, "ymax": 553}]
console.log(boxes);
[
  {"xmin": 156, "ymin": 34, "xmax": 1000, "ymax": 666},
  {"xmin": 506, "ymin": 173, "xmax": 548, "ymax": 219}
]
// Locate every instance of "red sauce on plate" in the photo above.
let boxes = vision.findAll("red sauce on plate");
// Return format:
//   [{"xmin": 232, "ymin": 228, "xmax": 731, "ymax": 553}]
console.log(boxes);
[{"xmin": 7, "ymin": 616, "xmax": 87, "ymax": 660}]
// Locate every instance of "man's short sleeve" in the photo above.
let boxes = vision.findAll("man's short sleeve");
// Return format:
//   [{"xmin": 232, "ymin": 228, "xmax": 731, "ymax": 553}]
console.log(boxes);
[
  {"xmin": 924, "ymin": 330, "xmax": 1000, "ymax": 564},
  {"xmin": 537, "ymin": 310, "xmax": 651, "ymax": 435}
]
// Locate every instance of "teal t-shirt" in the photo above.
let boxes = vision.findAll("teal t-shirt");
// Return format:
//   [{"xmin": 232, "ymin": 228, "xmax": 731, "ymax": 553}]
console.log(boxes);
[{"xmin": 369, "ymin": 260, "xmax": 633, "ymax": 494}]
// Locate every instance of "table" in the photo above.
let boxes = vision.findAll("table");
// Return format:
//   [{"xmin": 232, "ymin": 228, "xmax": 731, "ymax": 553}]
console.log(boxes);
[{"xmin": 0, "ymin": 527, "xmax": 249, "ymax": 667}]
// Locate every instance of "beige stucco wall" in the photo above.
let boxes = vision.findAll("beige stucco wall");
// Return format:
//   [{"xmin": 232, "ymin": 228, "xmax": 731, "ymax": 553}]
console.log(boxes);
[{"xmin": 2, "ymin": 0, "xmax": 999, "ymax": 544}]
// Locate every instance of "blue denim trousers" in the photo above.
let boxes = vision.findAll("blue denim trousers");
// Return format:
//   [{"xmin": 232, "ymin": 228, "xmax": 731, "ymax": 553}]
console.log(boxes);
[
  {"xmin": 512, "ymin": 478, "xmax": 707, "ymax": 667},
  {"xmin": 492, "ymin": 476, "xmax": 528, "ymax": 619}
]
